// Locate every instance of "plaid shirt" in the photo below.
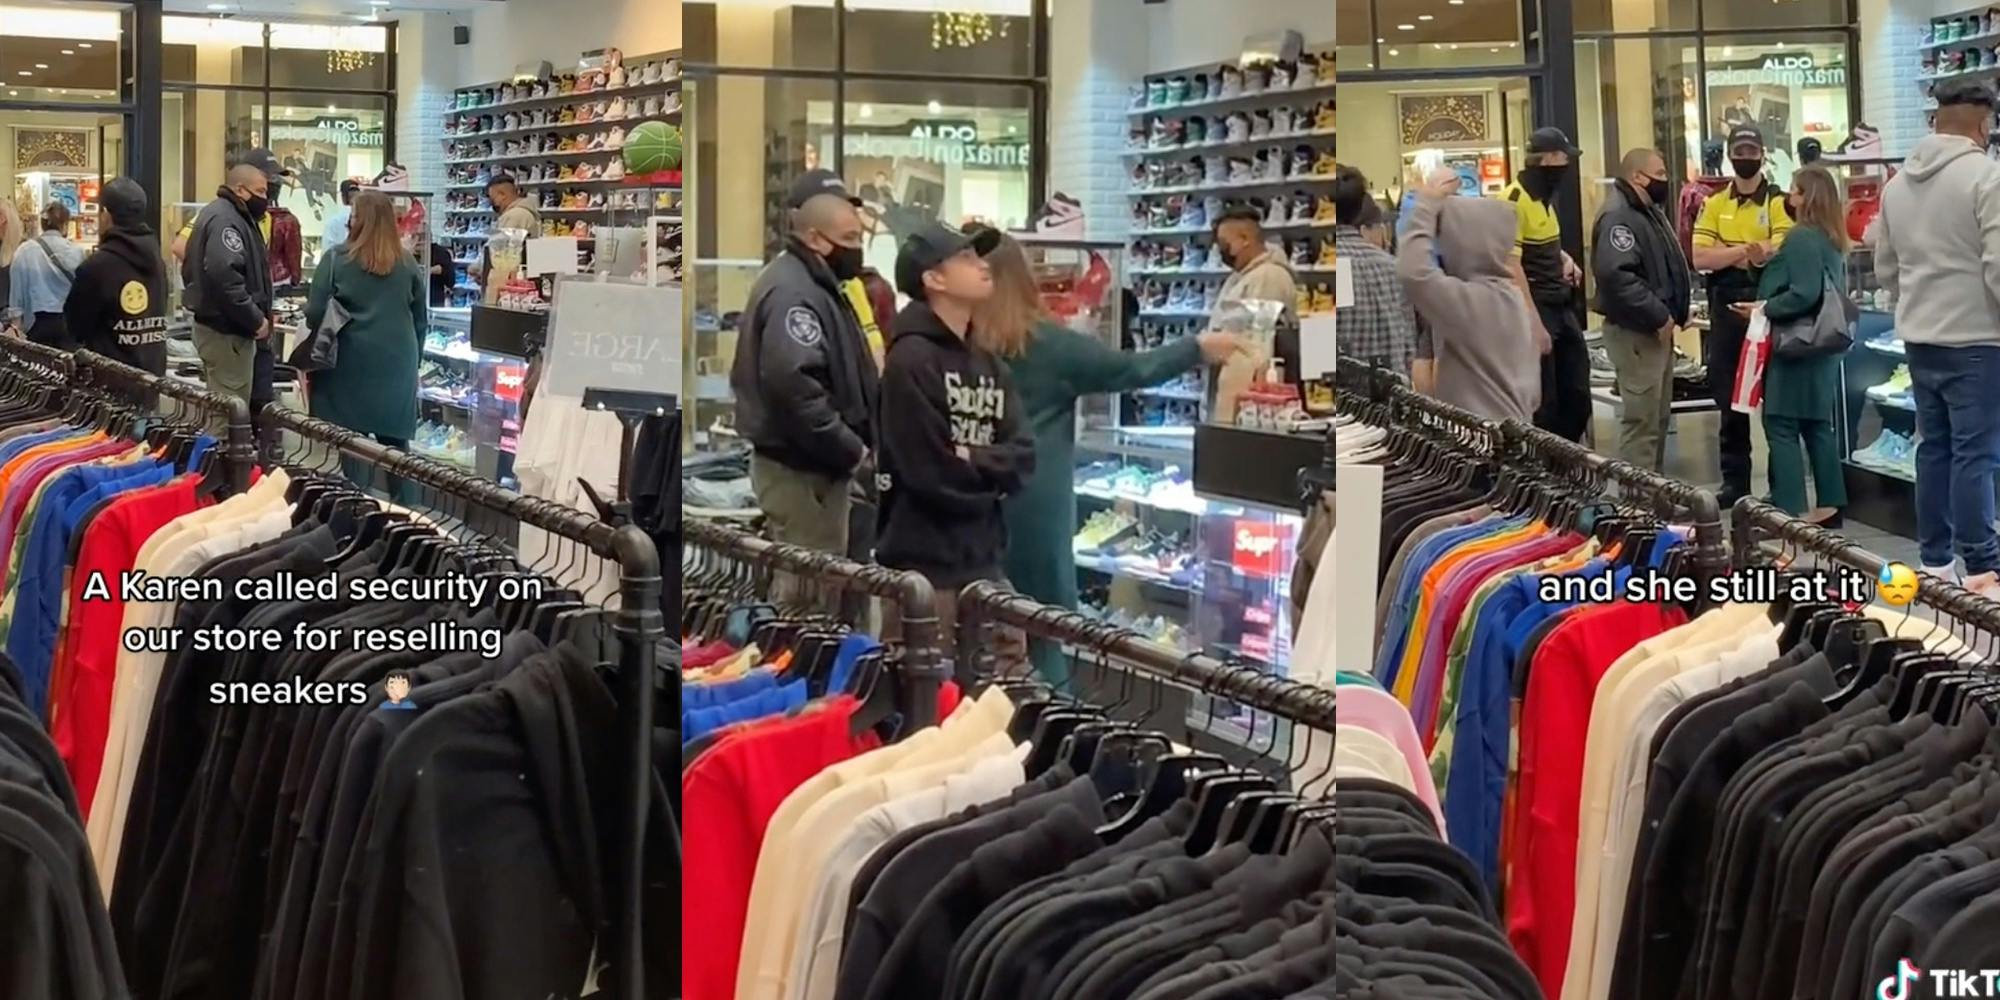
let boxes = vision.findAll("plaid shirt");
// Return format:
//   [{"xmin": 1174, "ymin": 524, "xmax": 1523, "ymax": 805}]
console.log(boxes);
[{"xmin": 1334, "ymin": 226, "xmax": 1418, "ymax": 376}]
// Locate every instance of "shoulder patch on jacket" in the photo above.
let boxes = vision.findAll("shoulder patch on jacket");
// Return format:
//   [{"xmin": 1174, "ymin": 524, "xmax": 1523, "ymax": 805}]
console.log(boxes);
[
  {"xmin": 784, "ymin": 306, "xmax": 823, "ymax": 346},
  {"xmin": 220, "ymin": 227, "xmax": 245, "ymax": 255},
  {"xmin": 1608, "ymin": 224, "xmax": 1636, "ymax": 253}
]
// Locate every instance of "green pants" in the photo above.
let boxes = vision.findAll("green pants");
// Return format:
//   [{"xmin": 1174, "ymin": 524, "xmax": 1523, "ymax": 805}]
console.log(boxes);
[{"xmin": 1762, "ymin": 413, "xmax": 1847, "ymax": 515}]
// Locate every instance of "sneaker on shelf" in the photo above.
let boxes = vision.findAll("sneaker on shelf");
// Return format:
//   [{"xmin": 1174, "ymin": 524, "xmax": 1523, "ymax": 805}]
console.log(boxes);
[
  {"xmin": 1866, "ymin": 364, "xmax": 1912, "ymax": 401},
  {"xmin": 1850, "ymin": 430, "xmax": 1904, "ymax": 470},
  {"xmin": 1031, "ymin": 192, "xmax": 1086, "ymax": 236},
  {"xmin": 1589, "ymin": 345, "xmax": 1617, "ymax": 385}
]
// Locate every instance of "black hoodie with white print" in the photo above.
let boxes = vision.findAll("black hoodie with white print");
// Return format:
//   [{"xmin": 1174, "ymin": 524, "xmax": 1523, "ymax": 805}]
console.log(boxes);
[{"xmin": 874, "ymin": 300, "xmax": 1035, "ymax": 586}]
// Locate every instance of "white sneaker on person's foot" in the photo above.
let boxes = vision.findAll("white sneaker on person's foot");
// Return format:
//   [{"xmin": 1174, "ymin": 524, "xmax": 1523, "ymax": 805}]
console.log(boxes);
[{"xmin": 1922, "ymin": 562, "xmax": 1962, "ymax": 584}]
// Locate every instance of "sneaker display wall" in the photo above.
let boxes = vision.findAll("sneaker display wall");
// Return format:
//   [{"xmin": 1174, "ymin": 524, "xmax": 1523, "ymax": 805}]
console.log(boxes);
[
  {"xmin": 441, "ymin": 49, "xmax": 682, "ymax": 261},
  {"xmin": 1122, "ymin": 44, "xmax": 1337, "ymax": 428}
]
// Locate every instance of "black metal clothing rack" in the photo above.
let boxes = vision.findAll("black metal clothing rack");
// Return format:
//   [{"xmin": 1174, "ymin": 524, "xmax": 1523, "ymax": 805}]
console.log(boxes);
[
  {"xmin": 1734, "ymin": 497, "xmax": 2000, "ymax": 634},
  {"xmin": 955, "ymin": 582, "xmax": 1339, "ymax": 734},
  {"xmin": 1334, "ymin": 358, "xmax": 1731, "ymax": 599},
  {"xmin": 682, "ymin": 518, "xmax": 949, "ymax": 732},
  {"xmin": 0, "ymin": 341, "xmax": 258, "ymax": 496},
  {"xmin": 256, "ymin": 403, "xmax": 665, "ymax": 997}
]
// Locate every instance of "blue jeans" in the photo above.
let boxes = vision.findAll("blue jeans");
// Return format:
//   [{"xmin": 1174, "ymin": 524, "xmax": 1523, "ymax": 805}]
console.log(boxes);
[{"xmin": 1908, "ymin": 343, "xmax": 2000, "ymax": 574}]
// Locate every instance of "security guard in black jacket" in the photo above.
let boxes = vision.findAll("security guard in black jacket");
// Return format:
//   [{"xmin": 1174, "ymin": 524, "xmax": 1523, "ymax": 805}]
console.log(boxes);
[
  {"xmin": 729, "ymin": 169, "xmax": 881, "ymax": 570},
  {"xmin": 1591, "ymin": 149, "xmax": 1692, "ymax": 472}
]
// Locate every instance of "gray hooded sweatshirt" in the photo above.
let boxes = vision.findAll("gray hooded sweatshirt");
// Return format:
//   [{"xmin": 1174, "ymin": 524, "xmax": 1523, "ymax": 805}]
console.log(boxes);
[
  {"xmin": 1396, "ymin": 193, "xmax": 1541, "ymax": 420},
  {"xmin": 1874, "ymin": 133, "xmax": 2000, "ymax": 348}
]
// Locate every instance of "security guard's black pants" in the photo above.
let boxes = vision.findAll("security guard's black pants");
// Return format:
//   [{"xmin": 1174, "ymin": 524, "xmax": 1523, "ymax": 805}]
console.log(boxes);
[
  {"xmin": 1534, "ymin": 304, "xmax": 1591, "ymax": 442},
  {"xmin": 1705, "ymin": 299, "xmax": 1755, "ymax": 499}
]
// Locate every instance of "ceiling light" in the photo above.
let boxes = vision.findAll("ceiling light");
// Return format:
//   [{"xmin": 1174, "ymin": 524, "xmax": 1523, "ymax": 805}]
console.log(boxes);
[
  {"xmin": 859, "ymin": 103, "xmax": 873, "ymax": 118},
  {"xmin": 7, "ymin": 92, "xmax": 14, "ymax": 97},
  {"xmin": 1389, "ymin": 48, "xmax": 1401, "ymax": 55},
  {"xmin": 60, "ymin": 49, "xmax": 73, "ymax": 55},
  {"xmin": 1419, "ymin": 14, "xmax": 1434, "ymax": 20},
  {"xmin": 927, "ymin": 99, "xmax": 942, "ymax": 113},
  {"xmin": 326, "ymin": 104, "xmax": 337, "ymax": 112},
  {"xmin": 1398, "ymin": 23, "xmax": 1415, "ymax": 29},
  {"xmin": 34, "ymin": 64, "xmax": 48, "ymax": 69},
  {"xmin": 15, "ymin": 71, "xmax": 29, "ymax": 77},
  {"xmin": 1723, "ymin": 46, "xmax": 1733, "ymax": 55},
  {"xmin": 1377, "ymin": 37, "xmax": 1385, "ymax": 42},
  {"xmin": 77, "ymin": 43, "xmax": 91, "ymax": 49},
  {"xmin": 1491, "ymin": 47, "xmax": 1500, "ymax": 52}
]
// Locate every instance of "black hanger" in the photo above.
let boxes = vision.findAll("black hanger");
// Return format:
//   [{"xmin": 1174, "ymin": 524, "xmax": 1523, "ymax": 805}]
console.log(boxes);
[
  {"xmin": 1827, "ymin": 636, "xmax": 1921, "ymax": 709},
  {"xmin": 1183, "ymin": 770, "xmax": 1276, "ymax": 855},
  {"xmin": 1212, "ymin": 789, "xmax": 1287, "ymax": 852},
  {"xmin": 1243, "ymin": 794, "xmax": 1304, "ymax": 853},
  {"xmin": 1024, "ymin": 707, "xmax": 1106, "ymax": 778},
  {"xmin": 192, "ymin": 447, "xmax": 229, "ymax": 500},
  {"xmin": 1006, "ymin": 691, "xmax": 1067, "ymax": 746},
  {"xmin": 1779, "ymin": 599, "xmax": 1841, "ymax": 651},
  {"xmin": 848, "ymin": 652, "xmax": 903, "ymax": 742},
  {"xmin": 1890, "ymin": 650, "xmax": 1953, "ymax": 718},
  {"xmin": 1087, "ymin": 730, "xmax": 1172, "ymax": 803},
  {"xmin": 325, "ymin": 508, "xmax": 405, "ymax": 566},
  {"xmin": 1095, "ymin": 752, "xmax": 1224, "ymax": 841},
  {"xmin": 1822, "ymin": 616, "xmax": 1888, "ymax": 677},
  {"xmin": 1804, "ymin": 606, "xmax": 1853, "ymax": 653}
]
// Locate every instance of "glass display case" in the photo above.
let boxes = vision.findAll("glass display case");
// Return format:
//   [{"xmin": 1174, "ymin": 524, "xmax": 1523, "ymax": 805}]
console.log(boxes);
[
  {"xmin": 1047, "ymin": 238, "xmax": 1302, "ymax": 716},
  {"xmin": 1829, "ymin": 159, "xmax": 1921, "ymax": 537},
  {"xmin": 419, "ymin": 307, "xmax": 527, "ymax": 487},
  {"xmin": 685, "ymin": 257, "xmax": 763, "ymax": 452}
]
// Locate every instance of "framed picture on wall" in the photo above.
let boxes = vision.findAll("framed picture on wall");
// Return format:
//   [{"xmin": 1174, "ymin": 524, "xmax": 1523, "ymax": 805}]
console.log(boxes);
[{"xmin": 12, "ymin": 128, "xmax": 91, "ymax": 171}]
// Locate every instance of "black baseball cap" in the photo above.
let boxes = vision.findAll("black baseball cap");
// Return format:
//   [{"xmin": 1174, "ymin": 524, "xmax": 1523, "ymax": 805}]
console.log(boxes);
[
  {"xmin": 1728, "ymin": 125, "xmax": 1765, "ymax": 155},
  {"xmin": 1936, "ymin": 78, "xmax": 1999, "ymax": 109},
  {"xmin": 235, "ymin": 147, "xmax": 294, "ymax": 181},
  {"xmin": 338, "ymin": 178, "xmax": 362, "ymax": 200},
  {"xmin": 895, "ymin": 221, "xmax": 1002, "ymax": 300},
  {"xmin": 786, "ymin": 169, "xmax": 863, "ymax": 209},
  {"xmin": 1526, "ymin": 126, "xmax": 1580, "ymax": 158}
]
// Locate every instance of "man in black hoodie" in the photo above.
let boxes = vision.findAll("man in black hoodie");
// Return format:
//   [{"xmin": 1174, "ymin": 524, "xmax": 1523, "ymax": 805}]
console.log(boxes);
[
  {"xmin": 877, "ymin": 222, "xmax": 1033, "ymax": 675},
  {"xmin": 64, "ymin": 177, "xmax": 168, "ymax": 377}
]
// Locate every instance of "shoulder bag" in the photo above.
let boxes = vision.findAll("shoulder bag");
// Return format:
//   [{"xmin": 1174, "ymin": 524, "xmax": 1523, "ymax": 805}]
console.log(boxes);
[
  {"xmin": 33, "ymin": 233, "xmax": 74, "ymax": 282},
  {"xmin": 288, "ymin": 270, "xmax": 347, "ymax": 373},
  {"xmin": 1769, "ymin": 272, "xmax": 1856, "ymax": 360}
]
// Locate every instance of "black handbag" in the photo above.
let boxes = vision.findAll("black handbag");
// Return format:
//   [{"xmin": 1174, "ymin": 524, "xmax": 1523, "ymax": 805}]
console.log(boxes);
[
  {"xmin": 1770, "ymin": 274, "xmax": 1856, "ymax": 359},
  {"xmin": 287, "ymin": 294, "xmax": 347, "ymax": 372}
]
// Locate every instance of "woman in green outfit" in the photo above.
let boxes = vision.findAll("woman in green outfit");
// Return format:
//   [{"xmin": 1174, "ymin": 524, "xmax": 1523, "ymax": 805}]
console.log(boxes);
[
  {"xmin": 1733, "ymin": 164, "xmax": 1849, "ymax": 524},
  {"xmin": 303, "ymin": 191, "xmax": 427, "ymax": 499},
  {"xmin": 972, "ymin": 231, "xmax": 1244, "ymax": 684}
]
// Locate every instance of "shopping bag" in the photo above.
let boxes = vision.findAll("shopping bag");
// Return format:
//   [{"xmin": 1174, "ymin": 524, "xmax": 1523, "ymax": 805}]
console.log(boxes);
[{"xmin": 1732, "ymin": 308, "xmax": 1770, "ymax": 414}]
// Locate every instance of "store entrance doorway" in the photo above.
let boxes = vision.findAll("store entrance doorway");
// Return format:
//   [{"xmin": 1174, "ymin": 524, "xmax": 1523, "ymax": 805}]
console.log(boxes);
[
  {"xmin": 0, "ymin": 107, "xmax": 126, "ymax": 251},
  {"xmin": 1340, "ymin": 76, "xmax": 1536, "ymax": 215}
]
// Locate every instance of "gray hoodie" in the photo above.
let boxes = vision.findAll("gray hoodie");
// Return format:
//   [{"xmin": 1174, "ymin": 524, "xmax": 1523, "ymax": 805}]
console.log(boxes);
[
  {"xmin": 1873, "ymin": 133, "xmax": 2000, "ymax": 347},
  {"xmin": 1396, "ymin": 193, "xmax": 1541, "ymax": 420}
]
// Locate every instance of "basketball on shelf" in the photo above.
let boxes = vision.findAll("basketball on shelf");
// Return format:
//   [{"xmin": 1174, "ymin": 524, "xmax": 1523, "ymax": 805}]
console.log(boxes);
[{"xmin": 623, "ymin": 121, "xmax": 681, "ymax": 175}]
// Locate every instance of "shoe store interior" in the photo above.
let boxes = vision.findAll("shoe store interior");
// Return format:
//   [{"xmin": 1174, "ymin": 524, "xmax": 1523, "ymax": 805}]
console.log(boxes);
[
  {"xmin": 1337, "ymin": 0, "xmax": 1983, "ymax": 571},
  {"xmin": 683, "ymin": 0, "xmax": 1334, "ymax": 691}
]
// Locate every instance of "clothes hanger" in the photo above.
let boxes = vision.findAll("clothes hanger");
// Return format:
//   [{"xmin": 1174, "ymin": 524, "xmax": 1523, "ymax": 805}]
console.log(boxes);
[{"xmin": 1095, "ymin": 750, "xmax": 1226, "ymax": 842}]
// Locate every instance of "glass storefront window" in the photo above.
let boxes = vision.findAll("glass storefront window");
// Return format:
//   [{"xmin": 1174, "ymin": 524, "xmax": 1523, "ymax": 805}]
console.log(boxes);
[
  {"xmin": 0, "ymin": 2, "xmax": 126, "ymax": 103},
  {"xmin": 1703, "ymin": 0, "xmax": 1848, "ymax": 33},
  {"xmin": 841, "ymin": 80, "xmax": 1033, "ymax": 277},
  {"xmin": 1576, "ymin": 37, "xmax": 1701, "ymax": 187},
  {"xmin": 844, "ymin": 1, "xmax": 1033, "ymax": 78},
  {"xmin": 1338, "ymin": 0, "xmax": 1373, "ymax": 69},
  {"xmin": 163, "ymin": 15, "xmax": 266, "ymax": 86},
  {"xmin": 160, "ymin": 88, "xmax": 258, "ymax": 234},
  {"xmin": 1701, "ymin": 37, "xmax": 1850, "ymax": 189},
  {"xmin": 1374, "ymin": 0, "xmax": 1524, "ymax": 71},
  {"xmin": 268, "ymin": 23, "xmax": 389, "ymax": 92},
  {"xmin": 685, "ymin": 0, "xmax": 837, "ymax": 69},
  {"xmin": 1340, "ymin": 78, "xmax": 1534, "ymax": 203},
  {"xmin": 266, "ymin": 92, "xmax": 388, "ymax": 263},
  {"xmin": 1575, "ymin": 0, "xmax": 1693, "ymax": 35}
]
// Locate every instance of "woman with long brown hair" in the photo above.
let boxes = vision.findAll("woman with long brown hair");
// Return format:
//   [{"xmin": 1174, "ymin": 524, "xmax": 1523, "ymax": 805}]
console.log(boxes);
[
  {"xmin": 971, "ymin": 228, "xmax": 1243, "ymax": 685},
  {"xmin": 1733, "ymin": 164, "xmax": 1850, "ymax": 523},
  {"xmin": 303, "ymin": 190, "xmax": 426, "ymax": 495}
]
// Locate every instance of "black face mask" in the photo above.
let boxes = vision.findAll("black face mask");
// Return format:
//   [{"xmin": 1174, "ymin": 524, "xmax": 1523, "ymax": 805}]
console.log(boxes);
[
  {"xmin": 241, "ymin": 191, "xmax": 269, "ymax": 218},
  {"xmin": 1522, "ymin": 165, "xmax": 1566, "ymax": 200},
  {"xmin": 1644, "ymin": 176, "xmax": 1670, "ymax": 204},
  {"xmin": 1730, "ymin": 157, "xmax": 1763, "ymax": 181},
  {"xmin": 825, "ymin": 243, "xmax": 864, "ymax": 280}
]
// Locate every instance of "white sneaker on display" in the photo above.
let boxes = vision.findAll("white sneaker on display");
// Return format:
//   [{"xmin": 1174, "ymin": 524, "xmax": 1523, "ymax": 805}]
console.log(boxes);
[{"xmin": 1032, "ymin": 192, "xmax": 1086, "ymax": 236}]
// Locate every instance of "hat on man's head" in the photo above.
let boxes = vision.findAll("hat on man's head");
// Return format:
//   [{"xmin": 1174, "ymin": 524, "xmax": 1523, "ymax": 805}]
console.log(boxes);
[
  {"xmin": 1936, "ymin": 78, "xmax": 1999, "ymax": 110},
  {"xmin": 234, "ymin": 147, "xmax": 294, "ymax": 182},
  {"xmin": 894, "ymin": 221, "xmax": 1002, "ymax": 301},
  {"xmin": 338, "ymin": 179, "xmax": 362, "ymax": 201},
  {"xmin": 787, "ymin": 169, "xmax": 863, "ymax": 209},
  {"xmin": 1727, "ymin": 125, "xmax": 1766, "ymax": 155},
  {"xmin": 100, "ymin": 177, "xmax": 148, "ymax": 226},
  {"xmin": 1526, "ymin": 126, "xmax": 1580, "ymax": 158}
]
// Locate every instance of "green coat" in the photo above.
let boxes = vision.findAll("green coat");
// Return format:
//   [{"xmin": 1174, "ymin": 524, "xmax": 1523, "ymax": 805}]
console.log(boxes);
[
  {"xmin": 1001, "ymin": 321, "xmax": 1202, "ymax": 680},
  {"xmin": 303, "ymin": 246, "xmax": 427, "ymax": 439},
  {"xmin": 1757, "ymin": 225, "xmax": 1847, "ymax": 421}
]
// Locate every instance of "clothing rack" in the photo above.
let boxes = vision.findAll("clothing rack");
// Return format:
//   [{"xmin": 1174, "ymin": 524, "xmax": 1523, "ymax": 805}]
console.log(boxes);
[
  {"xmin": 0, "ymin": 341, "xmax": 258, "ymax": 496},
  {"xmin": 955, "ymin": 581, "xmax": 1339, "ymax": 734},
  {"xmin": 1334, "ymin": 357, "xmax": 1731, "ymax": 598},
  {"xmin": 1734, "ymin": 497, "xmax": 2000, "ymax": 633},
  {"xmin": 682, "ymin": 517, "xmax": 949, "ymax": 731},
  {"xmin": 255, "ymin": 402, "xmax": 665, "ymax": 997}
]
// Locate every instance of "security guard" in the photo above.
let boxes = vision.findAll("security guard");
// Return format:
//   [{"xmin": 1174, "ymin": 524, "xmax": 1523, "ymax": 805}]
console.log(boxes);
[
  {"xmin": 728, "ymin": 169, "xmax": 880, "ymax": 581},
  {"xmin": 1692, "ymin": 124, "xmax": 1793, "ymax": 505},
  {"xmin": 1503, "ymin": 127, "xmax": 1590, "ymax": 441}
]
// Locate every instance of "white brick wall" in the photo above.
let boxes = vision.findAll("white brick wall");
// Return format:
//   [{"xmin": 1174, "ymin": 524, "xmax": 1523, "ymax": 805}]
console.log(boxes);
[
  {"xmin": 1859, "ymin": 0, "xmax": 1934, "ymax": 158},
  {"xmin": 1050, "ymin": 0, "xmax": 1147, "ymax": 242},
  {"xmin": 395, "ymin": 14, "xmax": 459, "ymax": 198}
]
